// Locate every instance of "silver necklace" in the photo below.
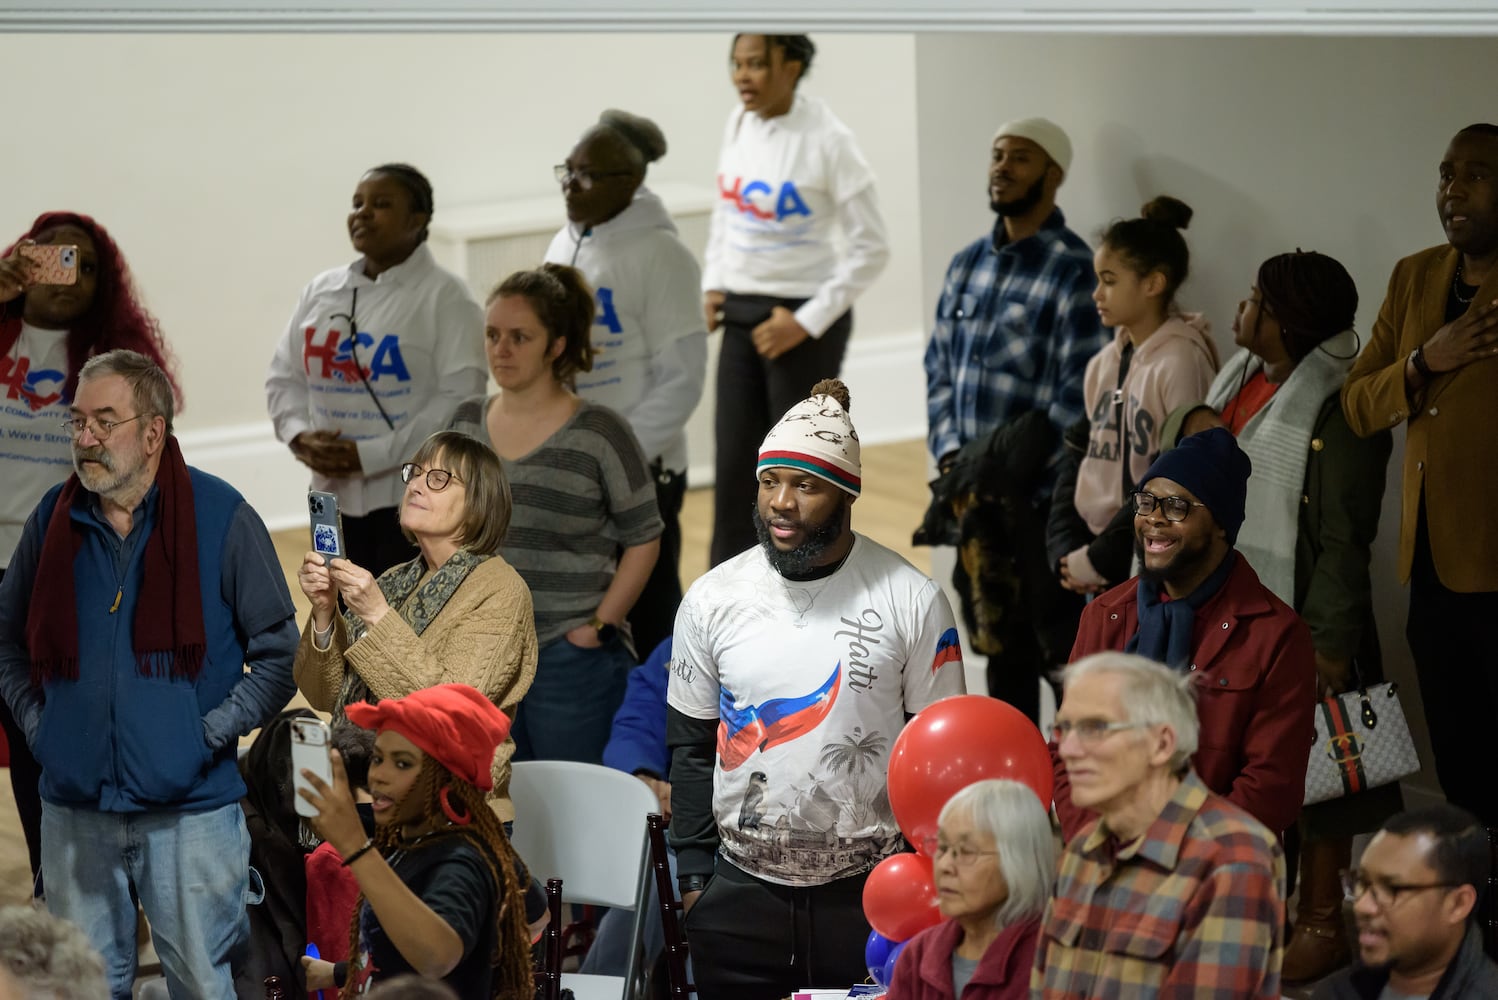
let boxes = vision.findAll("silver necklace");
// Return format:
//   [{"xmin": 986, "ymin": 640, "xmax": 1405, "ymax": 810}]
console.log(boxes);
[{"xmin": 1454, "ymin": 260, "xmax": 1477, "ymax": 305}]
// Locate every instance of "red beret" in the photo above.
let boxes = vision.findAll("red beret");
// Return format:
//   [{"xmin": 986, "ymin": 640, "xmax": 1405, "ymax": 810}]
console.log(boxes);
[{"xmin": 344, "ymin": 684, "xmax": 510, "ymax": 792}]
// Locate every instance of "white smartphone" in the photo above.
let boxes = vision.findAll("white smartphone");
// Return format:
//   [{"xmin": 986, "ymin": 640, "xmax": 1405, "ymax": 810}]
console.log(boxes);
[
  {"xmin": 290, "ymin": 717, "xmax": 333, "ymax": 818},
  {"xmin": 308, "ymin": 490, "xmax": 345, "ymax": 565}
]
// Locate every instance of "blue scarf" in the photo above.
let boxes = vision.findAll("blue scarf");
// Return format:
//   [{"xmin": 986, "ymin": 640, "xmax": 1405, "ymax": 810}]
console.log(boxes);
[{"xmin": 1126, "ymin": 551, "xmax": 1237, "ymax": 670}]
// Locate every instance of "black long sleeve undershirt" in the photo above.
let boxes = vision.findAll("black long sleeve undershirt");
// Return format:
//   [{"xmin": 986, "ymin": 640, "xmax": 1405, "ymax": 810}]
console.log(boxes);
[{"xmin": 666, "ymin": 707, "xmax": 719, "ymax": 879}]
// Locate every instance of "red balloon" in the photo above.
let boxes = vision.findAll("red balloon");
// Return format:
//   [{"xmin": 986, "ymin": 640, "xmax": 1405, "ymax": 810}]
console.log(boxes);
[
  {"xmin": 862, "ymin": 852, "xmax": 942, "ymax": 942},
  {"xmin": 887, "ymin": 694, "xmax": 1053, "ymax": 850}
]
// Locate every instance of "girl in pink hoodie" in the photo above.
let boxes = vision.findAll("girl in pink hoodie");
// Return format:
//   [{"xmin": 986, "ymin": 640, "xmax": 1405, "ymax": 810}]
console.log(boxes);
[{"xmin": 1047, "ymin": 197, "xmax": 1220, "ymax": 592}]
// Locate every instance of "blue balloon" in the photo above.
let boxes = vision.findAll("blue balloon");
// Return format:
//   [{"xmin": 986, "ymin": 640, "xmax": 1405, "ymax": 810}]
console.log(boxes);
[
  {"xmin": 882, "ymin": 940, "xmax": 908, "ymax": 986},
  {"xmin": 866, "ymin": 930, "xmax": 895, "ymax": 983}
]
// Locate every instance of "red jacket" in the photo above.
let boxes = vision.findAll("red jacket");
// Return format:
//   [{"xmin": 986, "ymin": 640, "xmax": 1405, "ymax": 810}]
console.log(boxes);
[
  {"xmin": 886, "ymin": 915, "xmax": 1040, "ymax": 1000},
  {"xmin": 1056, "ymin": 555, "xmax": 1316, "ymax": 841}
]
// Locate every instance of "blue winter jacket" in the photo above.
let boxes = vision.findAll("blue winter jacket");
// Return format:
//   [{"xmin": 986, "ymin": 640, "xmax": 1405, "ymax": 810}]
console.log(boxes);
[
  {"xmin": 0, "ymin": 468, "xmax": 298, "ymax": 813},
  {"xmin": 602, "ymin": 638, "xmax": 671, "ymax": 778}
]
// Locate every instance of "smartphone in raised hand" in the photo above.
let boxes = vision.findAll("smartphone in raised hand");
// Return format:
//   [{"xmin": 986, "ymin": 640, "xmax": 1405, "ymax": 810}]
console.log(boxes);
[
  {"xmin": 17, "ymin": 243, "xmax": 79, "ymax": 286},
  {"xmin": 308, "ymin": 490, "xmax": 345, "ymax": 565},
  {"xmin": 290, "ymin": 717, "xmax": 334, "ymax": 818}
]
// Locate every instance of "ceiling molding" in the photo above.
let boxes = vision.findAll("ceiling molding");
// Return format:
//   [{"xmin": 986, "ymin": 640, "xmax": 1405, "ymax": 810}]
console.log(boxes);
[{"xmin": 2, "ymin": 3, "xmax": 1495, "ymax": 34}]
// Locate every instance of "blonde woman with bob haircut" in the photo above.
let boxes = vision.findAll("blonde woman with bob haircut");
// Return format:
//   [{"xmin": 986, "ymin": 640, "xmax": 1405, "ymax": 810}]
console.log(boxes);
[
  {"xmin": 294, "ymin": 430, "xmax": 538, "ymax": 821},
  {"xmin": 886, "ymin": 779, "xmax": 1057, "ymax": 1000}
]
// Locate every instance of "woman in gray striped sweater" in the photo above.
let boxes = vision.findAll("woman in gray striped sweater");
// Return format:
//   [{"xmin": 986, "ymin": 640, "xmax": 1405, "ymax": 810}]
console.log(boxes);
[{"xmin": 455, "ymin": 263, "xmax": 662, "ymax": 764}]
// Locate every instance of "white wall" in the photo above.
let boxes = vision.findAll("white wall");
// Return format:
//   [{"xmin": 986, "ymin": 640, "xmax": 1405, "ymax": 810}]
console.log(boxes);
[
  {"xmin": 5, "ymin": 28, "xmax": 1483, "ymax": 794},
  {"xmin": 913, "ymin": 32, "xmax": 1498, "ymax": 794},
  {"xmin": 0, "ymin": 32, "xmax": 923, "ymax": 524}
]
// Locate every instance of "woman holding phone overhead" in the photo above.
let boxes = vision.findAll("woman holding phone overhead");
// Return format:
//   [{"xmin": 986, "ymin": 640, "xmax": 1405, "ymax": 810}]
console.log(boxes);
[
  {"xmin": 0, "ymin": 211, "xmax": 182, "ymax": 895},
  {"xmin": 703, "ymin": 33, "xmax": 890, "ymax": 566},
  {"xmin": 267, "ymin": 163, "xmax": 488, "ymax": 577},
  {"xmin": 293, "ymin": 430, "xmax": 537, "ymax": 824}
]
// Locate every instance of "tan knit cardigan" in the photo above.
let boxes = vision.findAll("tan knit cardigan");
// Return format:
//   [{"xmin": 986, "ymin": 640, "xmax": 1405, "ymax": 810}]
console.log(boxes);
[{"xmin": 293, "ymin": 556, "xmax": 538, "ymax": 822}]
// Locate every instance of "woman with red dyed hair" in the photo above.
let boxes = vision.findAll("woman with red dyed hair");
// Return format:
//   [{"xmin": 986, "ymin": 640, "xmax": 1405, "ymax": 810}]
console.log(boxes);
[{"xmin": 0, "ymin": 210, "xmax": 182, "ymax": 894}]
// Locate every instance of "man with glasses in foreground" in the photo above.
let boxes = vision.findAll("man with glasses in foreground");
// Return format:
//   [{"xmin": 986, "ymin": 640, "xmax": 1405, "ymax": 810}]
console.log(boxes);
[
  {"xmin": 0, "ymin": 349, "xmax": 298, "ymax": 998},
  {"xmin": 1315, "ymin": 803, "xmax": 1498, "ymax": 999},
  {"xmin": 1036, "ymin": 651, "xmax": 1285, "ymax": 999},
  {"xmin": 1054, "ymin": 427, "xmax": 1315, "ymax": 843}
]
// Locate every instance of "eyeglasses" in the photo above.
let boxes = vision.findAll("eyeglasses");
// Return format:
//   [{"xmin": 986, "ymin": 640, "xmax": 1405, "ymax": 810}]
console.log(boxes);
[
  {"xmin": 1340, "ymin": 871, "xmax": 1459, "ymax": 909},
  {"xmin": 1131, "ymin": 491, "xmax": 1208, "ymax": 522},
  {"xmin": 61, "ymin": 414, "xmax": 148, "ymax": 441},
  {"xmin": 553, "ymin": 165, "xmax": 633, "ymax": 190},
  {"xmin": 1050, "ymin": 719, "xmax": 1146, "ymax": 746},
  {"xmin": 920, "ymin": 838, "xmax": 999, "ymax": 868},
  {"xmin": 400, "ymin": 463, "xmax": 463, "ymax": 492}
]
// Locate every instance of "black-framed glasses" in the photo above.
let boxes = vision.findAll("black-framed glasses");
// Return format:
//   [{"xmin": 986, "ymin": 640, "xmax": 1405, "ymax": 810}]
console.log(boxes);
[
  {"xmin": 1340, "ymin": 871, "xmax": 1459, "ymax": 909},
  {"xmin": 61, "ymin": 414, "xmax": 149, "ymax": 441},
  {"xmin": 400, "ymin": 463, "xmax": 462, "ymax": 492},
  {"xmin": 919, "ymin": 837, "xmax": 999, "ymax": 868},
  {"xmin": 1050, "ymin": 719, "xmax": 1146, "ymax": 747},
  {"xmin": 553, "ymin": 164, "xmax": 633, "ymax": 190},
  {"xmin": 1131, "ymin": 491, "xmax": 1208, "ymax": 522}
]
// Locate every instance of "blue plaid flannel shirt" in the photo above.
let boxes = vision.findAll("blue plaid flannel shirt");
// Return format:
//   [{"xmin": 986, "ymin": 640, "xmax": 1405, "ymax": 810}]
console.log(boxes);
[{"xmin": 924, "ymin": 208, "xmax": 1105, "ymax": 466}]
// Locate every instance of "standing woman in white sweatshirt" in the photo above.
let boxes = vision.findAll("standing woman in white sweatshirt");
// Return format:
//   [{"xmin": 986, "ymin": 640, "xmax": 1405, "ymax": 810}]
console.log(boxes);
[
  {"xmin": 267, "ymin": 164, "xmax": 488, "ymax": 576},
  {"xmin": 703, "ymin": 34, "xmax": 890, "ymax": 567},
  {"xmin": 545, "ymin": 110, "xmax": 707, "ymax": 661}
]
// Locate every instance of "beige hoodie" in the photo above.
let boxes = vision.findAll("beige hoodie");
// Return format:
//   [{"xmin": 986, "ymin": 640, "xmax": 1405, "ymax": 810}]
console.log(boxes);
[{"xmin": 1073, "ymin": 313, "xmax": 1219, "ymax": 535}]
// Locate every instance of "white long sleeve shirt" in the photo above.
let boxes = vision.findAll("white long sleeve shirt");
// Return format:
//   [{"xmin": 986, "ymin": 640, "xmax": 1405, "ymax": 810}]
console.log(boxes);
[
  {"xmin": 265, "ymin": 244, "xmax": 486, "ymax": 516},
  {"xmin": 0, "ymin": 322, "xmax": 73, "ymax": 566},
  {"xmin": 544, "ymin": 187, "xmax": 707, "ymax": 473},
  {"xmin": 701, "ymin": 93, "xmax": 890, "ymax": 338}
]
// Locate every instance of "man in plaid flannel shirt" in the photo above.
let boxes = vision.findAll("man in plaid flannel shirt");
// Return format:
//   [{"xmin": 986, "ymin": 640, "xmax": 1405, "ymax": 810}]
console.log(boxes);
[
  {"xmin": 923, "ymin": 116, "xmax": 1105, "ymax": 474},
  {"xmin": 1035, "ymin": 651, "xmax": 1285, "ymax": 999}
]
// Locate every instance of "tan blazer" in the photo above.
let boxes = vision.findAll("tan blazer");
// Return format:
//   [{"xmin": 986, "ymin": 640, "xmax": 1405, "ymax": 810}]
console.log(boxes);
[{"xmin": 1342, "ymin": 243, "xmax": 1498, "ymax": 591}]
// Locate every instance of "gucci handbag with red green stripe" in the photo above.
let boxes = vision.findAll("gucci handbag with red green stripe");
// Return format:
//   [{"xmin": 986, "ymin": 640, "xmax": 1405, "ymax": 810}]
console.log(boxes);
[{"xmin": 1303, "ymin": 682, "xmax": 1420, "ymax": 805}]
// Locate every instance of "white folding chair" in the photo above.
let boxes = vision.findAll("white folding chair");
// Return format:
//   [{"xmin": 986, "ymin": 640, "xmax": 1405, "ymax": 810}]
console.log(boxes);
[{"xmin": 510, "ymin": 760, "xmax": 660, "ymax": 1000}]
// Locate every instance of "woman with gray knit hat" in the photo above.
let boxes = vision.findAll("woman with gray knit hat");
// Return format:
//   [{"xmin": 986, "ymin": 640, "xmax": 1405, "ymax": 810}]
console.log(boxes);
[
  {"xmin": 544, "ymin": 109, "xmax": 707, "ymax": 662},
  {"xmin": 1166, "ymin": 250, "xmax": 1397, "ymax": 985}
]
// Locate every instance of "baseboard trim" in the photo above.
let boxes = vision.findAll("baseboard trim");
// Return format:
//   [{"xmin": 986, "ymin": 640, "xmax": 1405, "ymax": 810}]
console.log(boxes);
[{"xmin": 179, "ymin": 328, "xmax": 929, "ymax": 531}]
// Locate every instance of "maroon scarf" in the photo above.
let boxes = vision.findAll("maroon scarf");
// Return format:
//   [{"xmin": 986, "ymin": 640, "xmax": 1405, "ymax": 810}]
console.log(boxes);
[
  {"xmin": 0, "ymin": 314, "xmax": 23, "ymax": 364},
  {"xmin": 26, "ymin": 435, "xmax": 206, "ymax": 684}
]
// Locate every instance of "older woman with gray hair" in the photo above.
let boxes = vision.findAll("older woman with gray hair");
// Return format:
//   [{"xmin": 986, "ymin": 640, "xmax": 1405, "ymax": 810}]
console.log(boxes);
[{"xmin": 885, "ymin": 779, "xmax": 1056, "ymax": 1000}]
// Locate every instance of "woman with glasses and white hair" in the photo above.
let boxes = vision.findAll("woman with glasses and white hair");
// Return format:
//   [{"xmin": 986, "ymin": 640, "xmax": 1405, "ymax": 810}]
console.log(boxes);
[
  {"xmin": 886, "ymin": 779, "xmax": 1056, "ymax": 1000},
  {"xmin": 293, "ymin": 430, "xmax": 537, "ymax": 823}
]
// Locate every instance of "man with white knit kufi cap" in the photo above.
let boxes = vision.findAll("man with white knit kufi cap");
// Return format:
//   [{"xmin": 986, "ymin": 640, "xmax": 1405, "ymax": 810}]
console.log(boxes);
[
  {"xmin": 921, "ymin": 113, "xmax": 1105, "ymax": 720},
  {"xmin": 755, "ymin": 377, "xmax": 862, "ymax": 499},
  {"xmin": 665, "ymin": 378, "xmax": 966, "ymax": 997}
]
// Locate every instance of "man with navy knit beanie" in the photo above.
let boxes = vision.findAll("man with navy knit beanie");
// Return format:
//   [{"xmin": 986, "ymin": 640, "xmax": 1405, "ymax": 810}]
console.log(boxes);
[
  {"xmin": 667, "ymin": 378, "xmax": 966, "ymax": 999},
  {"xmin": 1054, "ymin": 427, "xmax": 1316, "ymax": 843}
]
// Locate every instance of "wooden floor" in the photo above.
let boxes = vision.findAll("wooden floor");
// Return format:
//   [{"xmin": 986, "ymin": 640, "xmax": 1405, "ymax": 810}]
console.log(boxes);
[{"xmin": 0, "ymin": 439, "xmax": 936, "ymax": 907}]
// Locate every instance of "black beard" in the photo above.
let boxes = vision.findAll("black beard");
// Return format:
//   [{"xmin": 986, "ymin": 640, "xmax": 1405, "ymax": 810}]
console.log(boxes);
[
  {"xmin": 753, "ymin": 501, "xmax": 847, "ymax": 577},
  {"xmin": 990, "ymin": 172, "xmax": 1047, "ymax": 218},
  {"xmin": 1134, "ymin": 536, "xmax": 1213, "ymax": 590},
  {"xmin": 1135, "ymin": 538, "xmax": 1168, "ymax": 586}
]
